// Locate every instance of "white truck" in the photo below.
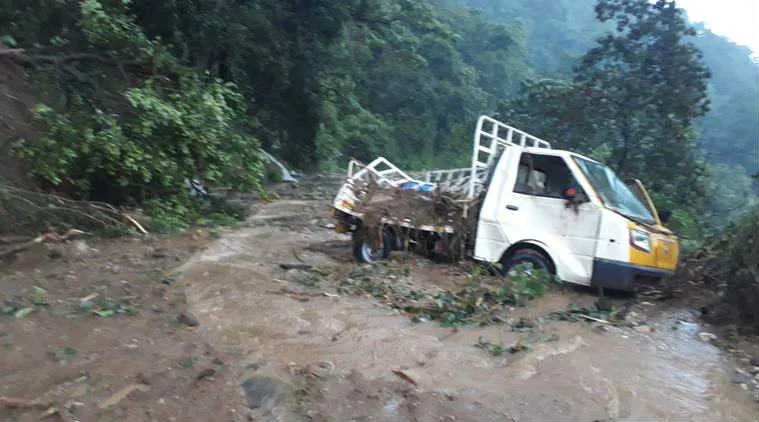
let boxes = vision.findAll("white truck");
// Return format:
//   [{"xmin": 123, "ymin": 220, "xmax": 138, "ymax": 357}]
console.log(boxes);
[{"xmin": 331, "ymin": 115, "xmax": 679, "ymax": 290}]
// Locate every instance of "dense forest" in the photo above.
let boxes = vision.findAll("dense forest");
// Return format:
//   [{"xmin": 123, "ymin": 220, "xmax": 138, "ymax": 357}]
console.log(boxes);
[{"xmin": 0, "ymin": 0, "xmax": 757, "ymax": 240}]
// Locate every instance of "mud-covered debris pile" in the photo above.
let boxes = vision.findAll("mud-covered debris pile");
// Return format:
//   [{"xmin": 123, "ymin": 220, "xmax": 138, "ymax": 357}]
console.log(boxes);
[
  {"xmin": 354, "ymin": 183, "xmax": 469, "ymax": 229},
  {"xmin": 350, "ymin": 181, "xmax": 481, "ymax": 259},
  {"xmin": 678, "ymin": 209, "xmax": 759, "ymax": 334},
  {"xmin": 334, "ymin": 263, "xmax": 558, "ymax": 326}
]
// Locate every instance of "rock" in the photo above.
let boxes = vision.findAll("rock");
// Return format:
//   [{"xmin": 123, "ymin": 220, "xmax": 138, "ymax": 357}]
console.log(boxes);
[
  {"xmin": 136, "ymin": 372, "xmax": 152, "ymax": 385},
  {"xmin": 751, "ymin": 366, "xmax": 759, "ymax": 375},
  {"xmin": 178, "ymin": 312, "xmax": 200, "ymax": 327},
  {"xmin": 151, "ymin": 248, "xmax": 168, "ymax": 258},
  {"xmin": 732, "ymin": 369, "xmax": 750, "ymax": 384},
  {"xmin": 698, "ymin": 332, "xmax": 717, "ymax": 342},
  {"xmin": 634, "ymin": 325, "xmax": 652, "ymax": 334},
  {"xmin": 595, "ymin": 297, "xmax": 613, "ymax": 312},
  {"xmin": 324, "ymin": 223, "xmax": 336, "ymax": 230},
  {"xmin": 196, "ymin": 368, "xmax": 216, "ymax": 382},
  {"xmin": 241, "ymin": 377, "xmax": 282, "ymax": 410},
  {"xmin": 48, "ymin": 245, "xmax": 65, "ymax": 259},
  {"xmin": 306, "ymin": 361, "xmax": 335, "ymax": 378}
]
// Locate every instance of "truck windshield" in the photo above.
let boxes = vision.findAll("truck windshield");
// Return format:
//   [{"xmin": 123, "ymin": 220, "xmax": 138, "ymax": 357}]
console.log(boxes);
[{"xmin": 574, "ymin": 157, "xmax": 656, "ymax": 225}]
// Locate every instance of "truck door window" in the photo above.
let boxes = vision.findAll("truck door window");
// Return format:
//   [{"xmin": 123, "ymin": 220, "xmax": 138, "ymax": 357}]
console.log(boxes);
[{"xmin": 514, "ymin": 153, "xmax": 577, "ymax": 199}]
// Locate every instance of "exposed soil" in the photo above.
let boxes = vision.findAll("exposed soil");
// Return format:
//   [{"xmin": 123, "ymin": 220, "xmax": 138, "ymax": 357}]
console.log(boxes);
[
  {"xmin": 2, "ymin": 193, "xmax": 758, "ymax": 422},
  {"xmin": 0, "ymin": 231, "xmax": 250, "ymax": 422}
]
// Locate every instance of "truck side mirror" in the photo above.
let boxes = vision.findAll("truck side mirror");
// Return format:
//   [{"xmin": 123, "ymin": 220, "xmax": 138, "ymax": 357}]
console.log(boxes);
[{"xmin": 658, "ymin": 209, "xmax": 672, "ymax": 224}]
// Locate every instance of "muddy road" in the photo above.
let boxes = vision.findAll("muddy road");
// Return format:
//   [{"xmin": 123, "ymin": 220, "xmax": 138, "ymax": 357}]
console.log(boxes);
[{"xmin": 176, "ymin": 199, "xmax": 758, "ymax": 422}]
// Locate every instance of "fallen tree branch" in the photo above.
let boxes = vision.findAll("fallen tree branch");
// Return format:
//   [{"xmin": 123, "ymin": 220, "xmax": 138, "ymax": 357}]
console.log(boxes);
[
  {"xmin": 279, "ymin": 263, "xmax": 313, "ymax": 271},
  {"xmin": 1, "ymin": 183, "xmax": 148, "ymax": 235},
  {"xmin": 0, "ymin": 396, "xmax": 47, "ymax": 409},
  {"xmin": 0, "ymin": 48, "xmax": 25, "ymax": 56}
]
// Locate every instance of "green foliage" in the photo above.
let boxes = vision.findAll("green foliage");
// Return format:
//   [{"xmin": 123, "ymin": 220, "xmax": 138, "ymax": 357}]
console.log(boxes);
[
  {"xmin": 339, "ymin": 263, "xmax": 557, "ymax": 326},
  {"xmin": 474, "ymin": 337, "xmax": 506, "ymax": 356},
  {"xmin": 681, "ymin": 208, "xmax": 759, "ymax": 334},
  {"xmin": 144, "ymin": 194, "xmax": 247, "ymax": 234},
  {"xmin": 2, "ymin": 0, "xmax": 756, "ymax": 235},
  {"xmin": 31, "ymin": 286, "xmax": 48, "ymax": 306},
  {"xmin": 504, "ymin": 263, "xmax": 561, "ymax": 306},
  {"xmin": 16, "ymin": 74, "xmax": 262, "ymax": 203}
]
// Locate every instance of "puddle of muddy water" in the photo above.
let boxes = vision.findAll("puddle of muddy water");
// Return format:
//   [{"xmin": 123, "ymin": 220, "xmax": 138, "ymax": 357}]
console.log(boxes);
[{"xmin": 174, "ymin": 201, "xmax": 759, "ymax": 422}]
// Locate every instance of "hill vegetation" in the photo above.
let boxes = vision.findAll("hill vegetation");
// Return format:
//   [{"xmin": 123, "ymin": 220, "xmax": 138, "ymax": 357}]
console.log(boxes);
[{"xmin": 0, "ymin": 0, "xmax": 756, "ymax": 239}]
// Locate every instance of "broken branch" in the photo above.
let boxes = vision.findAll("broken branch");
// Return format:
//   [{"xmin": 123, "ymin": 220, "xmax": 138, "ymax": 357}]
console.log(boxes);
[
  {"xmin": 0, "ymin": 396, "xmax": 47, "ymax": 409},
  {"xmin": 577, "ymin": 314, "xmax": 610, "ymax": 324}
]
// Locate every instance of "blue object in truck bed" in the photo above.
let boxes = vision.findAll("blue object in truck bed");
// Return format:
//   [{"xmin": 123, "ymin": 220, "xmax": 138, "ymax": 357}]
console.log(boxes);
[{"xmin": 399, "ymin": 181, "xmax": 435, "ymax": 192}]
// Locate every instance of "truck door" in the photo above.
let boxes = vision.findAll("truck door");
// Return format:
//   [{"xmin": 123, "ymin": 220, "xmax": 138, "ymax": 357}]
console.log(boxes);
[{"xmin": 502, "ymin": 152, "xmax": 601, "ymax": 283}]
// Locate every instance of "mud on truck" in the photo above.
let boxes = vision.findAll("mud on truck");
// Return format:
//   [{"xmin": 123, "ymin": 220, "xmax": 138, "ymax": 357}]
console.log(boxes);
[{"xmin": 331, "ymin": 116, "xmax": 679, "ymax": 291}]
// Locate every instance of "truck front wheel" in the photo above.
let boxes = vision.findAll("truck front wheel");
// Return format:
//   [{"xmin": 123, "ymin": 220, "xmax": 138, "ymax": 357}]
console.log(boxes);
[
  {"xmin": 353, "ymin": 229, "xmax": 391, "ymax": 263},
  {"xmin": 501, "ymin": 248, "xmax": 555, "ymax": 276}
]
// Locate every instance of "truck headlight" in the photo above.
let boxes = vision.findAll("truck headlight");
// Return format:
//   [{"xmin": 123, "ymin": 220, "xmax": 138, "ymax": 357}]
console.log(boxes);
[{"xmin": 630, "ymin": 229, "xmax": 651, "ymax": 252}]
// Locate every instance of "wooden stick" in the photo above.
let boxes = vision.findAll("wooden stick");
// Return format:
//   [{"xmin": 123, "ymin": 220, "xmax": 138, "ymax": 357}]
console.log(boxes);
[
  {"xmin": 122, "ymin": 213, "xmax": 148, "ymax": 234},
  {"xmin": 577, "ymin": 314, "xmax": 610, "ymax": 324}
]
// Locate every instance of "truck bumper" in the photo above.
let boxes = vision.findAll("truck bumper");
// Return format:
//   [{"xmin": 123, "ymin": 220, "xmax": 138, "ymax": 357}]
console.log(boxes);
[
  {"xmin": 590, "ymin": 258, "xmax": 672, "ymax": 291},
  {"xmin": 332, "ymin": 208, "xmax": 357, "ymax": 233}
]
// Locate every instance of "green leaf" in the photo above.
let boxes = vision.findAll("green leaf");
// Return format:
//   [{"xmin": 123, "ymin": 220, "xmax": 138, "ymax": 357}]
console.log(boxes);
[
  {"xmin": 179, "ymin": 356, "xmax": 197, "ymax": 368},
  {"xmin": 1, "ymin": 34, "xmax": 17, "ymax": 47},
  {"xmin": 31, "ymin": 286, "xmax": 48, "ymax": 305},
  {"xmin": 92, "ymin": 310, "xmax": 115, "ymax": 317},
  {"xmin": 14, "ymin": 307, "xmax": 34, "ymax": 319}
]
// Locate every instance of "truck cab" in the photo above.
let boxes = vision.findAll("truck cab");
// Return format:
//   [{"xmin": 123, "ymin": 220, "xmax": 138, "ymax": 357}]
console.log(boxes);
[{"xmin": 475, "ymin": 145, "xmax": 679, "ymax": 290}]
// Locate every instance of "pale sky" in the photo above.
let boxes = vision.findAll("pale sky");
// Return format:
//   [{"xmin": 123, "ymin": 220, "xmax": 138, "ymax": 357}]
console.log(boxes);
[{"xmin": 676, "ymin": 0, "xmax": 758, "ymax": 55}]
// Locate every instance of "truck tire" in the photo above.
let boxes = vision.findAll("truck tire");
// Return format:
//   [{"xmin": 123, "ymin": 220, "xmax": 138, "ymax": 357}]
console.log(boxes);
[
  {"xmin": 353, "ymin": 229, "xmax": 391, "ymax": 263},
  {"xmin": 501, "ymin": 248, "xmax": 555, "ymax": 276}
]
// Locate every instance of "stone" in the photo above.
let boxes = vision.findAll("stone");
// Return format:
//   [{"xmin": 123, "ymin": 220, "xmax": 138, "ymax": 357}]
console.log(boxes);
[
  {"xmin": 634, "ymin": 325, "xmax": 652, "ymax": 334},
  {"xmin": 732, "ymin": 369, "xmax": 750, "ymax": 384},
  {"xmin": 48, "ymin": 245, "xmax": 65, "ymax": 259},
  {"xmin": 178, "ymin": 312, "xmax": 200, "ymax": 327},
  {"xmin": 241, "ymin": 377, "xmax": 282, "ymax": 410},
  {"xmin": 698, "ymin": 332, "xmax": 717, "ymax": 342}
]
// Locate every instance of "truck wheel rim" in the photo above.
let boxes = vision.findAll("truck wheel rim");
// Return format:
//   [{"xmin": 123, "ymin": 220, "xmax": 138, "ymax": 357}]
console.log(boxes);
[{"xmin": 360, "ymin": 243, "xmax": 376, "ymax": 262}]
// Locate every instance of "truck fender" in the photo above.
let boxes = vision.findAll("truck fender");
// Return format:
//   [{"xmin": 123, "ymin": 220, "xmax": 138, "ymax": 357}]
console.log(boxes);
[{"xmin": 499, "ymin": 239, "xmax": 588, "ymax": 284}]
